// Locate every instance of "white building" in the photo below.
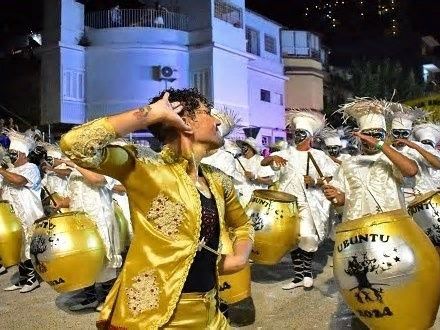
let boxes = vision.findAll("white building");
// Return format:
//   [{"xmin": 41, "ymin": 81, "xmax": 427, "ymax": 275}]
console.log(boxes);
[{"xmin": 40, "ymin": 0, "xmax": 326, "ymax": 146}]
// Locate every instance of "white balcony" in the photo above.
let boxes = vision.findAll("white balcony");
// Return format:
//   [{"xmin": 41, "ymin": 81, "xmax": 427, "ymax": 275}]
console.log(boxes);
[{"xmin": 85, "ymin": 8, "xmax": 188, "ymax": 31}]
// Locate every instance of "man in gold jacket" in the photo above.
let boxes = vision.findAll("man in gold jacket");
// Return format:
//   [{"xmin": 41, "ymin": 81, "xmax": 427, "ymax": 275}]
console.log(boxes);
[{"xmin": 60, "ymin": 88, "xmax": 254, "ymax": 329}]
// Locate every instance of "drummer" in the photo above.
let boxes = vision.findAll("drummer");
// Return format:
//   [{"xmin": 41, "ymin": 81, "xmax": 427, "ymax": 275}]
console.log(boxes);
[
  {"xmin": 388, "ymin": 105, "xmax": 440, "ymax": 201},
  {"xmin": 40, "ymin": 143, "xmax": 71, "ymax": 212},
  {"xmin": 235, "ymin": 137, "xmax": 275, "ymax": 207},
  {"xmin": 323, "ymin": 98, "xmax": 418, "ymax": 221},
  {"xmin": 412, "ymin": 123, "xmax": 440, "ymax": 189},
  {"xmin": 319, "ymin": 127, "xmax": 351, "ymax": 165},
  {"xmin": 262, "ymin": 109, "xmax": 337, "ymax": 290},
  {"xmin": 55, "ymin": 161, "xmax": 122, "ymax": 312},
  {"xmin": 1, "ymin": 131, "xmax": 44, "ymax": 293}
]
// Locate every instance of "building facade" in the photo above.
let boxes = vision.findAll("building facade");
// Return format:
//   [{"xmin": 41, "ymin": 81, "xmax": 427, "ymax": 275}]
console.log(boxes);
[{"xmin": 40, "ymin": 0, "xmax": 326, "ymax": 146}]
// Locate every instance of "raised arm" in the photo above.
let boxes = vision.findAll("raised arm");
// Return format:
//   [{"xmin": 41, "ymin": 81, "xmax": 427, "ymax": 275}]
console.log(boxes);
[
  {"xmin": 396, "ymin": 139, "xmax": 440, "ymax": 170},
  {"xmin": 354, "ymin": 132, "xmax": 418, "ymax": 177},
  {"xmin": 60, "ymin": 93, "xmax": 188, "ymax": 175}
]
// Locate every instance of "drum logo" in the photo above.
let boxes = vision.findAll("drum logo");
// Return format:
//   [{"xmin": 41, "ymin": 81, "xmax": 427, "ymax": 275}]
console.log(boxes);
[
  {"xmin": 249, "ymin": 213, "xmax": 264, "ymax": 231},
  {"xmin": 219, "ymin": 281, "xmax": 232, "ymax": 292},
  {"xmin": 336, "ymin": 234, "xmax": 414, "ymax": 319},
  {"xmin": 30, "ymin": 235, "xmax": 48, "ymax": 273},
  {"xmin": 35, "ymin": 219, "xmax": 56, "ymax": 231}
]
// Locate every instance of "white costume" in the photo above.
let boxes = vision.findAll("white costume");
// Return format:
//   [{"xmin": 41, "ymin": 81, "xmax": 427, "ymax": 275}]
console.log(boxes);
[
  {"xmin": 273, "ymin": 146, "xmax": 337, "ymax": 250},
  {"xmin": 2, "ymin": 131, "xmax": 43, "ymax": 293},
  {"xmin": 67, "ymin": 170, "xmax": 122, "ymax": 281},
  {"xmin": 332, "ymin": 153, "xmax": 408, "ymax": 221},
  {"xmin": 3, "ymin": 162, "xmax": 44, "ymax": 259},
  {"xmin": 41, "ymin": 145, "xmax": 70, "ymax": 198},
  {"xmin": 236, "ymin": 138, "xmax": 275, "ymax": 207},
  {"xmin": 333, "ymin": 98, "xmax": 414, "ymax": 222},
  {"xmin": 413, "ymin": 123, "xmax": 440, "ymax": 188}
]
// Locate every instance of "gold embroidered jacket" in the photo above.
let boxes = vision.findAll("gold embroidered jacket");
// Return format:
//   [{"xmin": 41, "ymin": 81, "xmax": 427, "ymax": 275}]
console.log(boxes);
[{"xmin": 60, "ymin": 118, "xmax": 254, "ymax": 329}]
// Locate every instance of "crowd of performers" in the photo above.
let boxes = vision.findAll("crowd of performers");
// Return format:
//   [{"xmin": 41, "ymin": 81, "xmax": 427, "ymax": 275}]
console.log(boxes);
[{"xmin": 0, "ymin": 88, "xmax": 440, "ymax": 329}]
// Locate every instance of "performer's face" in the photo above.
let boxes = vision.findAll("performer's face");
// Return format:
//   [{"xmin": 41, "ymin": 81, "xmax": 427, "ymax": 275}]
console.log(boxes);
[
  {"xmin": 294, "ymin": 129, "xmax": 311, "ymax": 145},
  {"xmin": 7, "ymin": 149, "xmax": 21, "ymax": 165},
  {"xmin": 360, "ymin": 128, "xmax": 386, "ymax": 154},
  {"xmin": 187, "ymin": 103, "xmax": 224, "ymax": 150},
  {"xmin": 240, "ymin": 144, "xmax": 255, "ymax": 158},
  {"xmin": 326, "ymin": 145, "xmax": 341, "ymax": 157},
  {"xmin": 391, "ymin": 129, "xmax": 411, "ymax": 148}
]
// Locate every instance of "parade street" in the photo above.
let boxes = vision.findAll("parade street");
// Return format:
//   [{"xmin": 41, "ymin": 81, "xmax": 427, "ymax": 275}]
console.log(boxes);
[{"xmin": 1, "ymin": 240, "xmax": 439, "ymax": 329}]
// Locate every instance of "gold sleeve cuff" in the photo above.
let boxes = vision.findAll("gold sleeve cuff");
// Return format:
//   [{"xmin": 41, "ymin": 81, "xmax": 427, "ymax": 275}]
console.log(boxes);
[
  {"xmin": 232, "ymin": 223, "xmax": 255, "ymax": 243},
  {"xmin": 60, "ymin": 117, "xmax": 117, "ymax": 169}
]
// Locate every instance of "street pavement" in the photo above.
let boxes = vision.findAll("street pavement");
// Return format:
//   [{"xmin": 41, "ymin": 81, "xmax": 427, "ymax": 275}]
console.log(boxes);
[{"xmin": 1, "ymin": 240, "xmax": 439, "ymax": 329}]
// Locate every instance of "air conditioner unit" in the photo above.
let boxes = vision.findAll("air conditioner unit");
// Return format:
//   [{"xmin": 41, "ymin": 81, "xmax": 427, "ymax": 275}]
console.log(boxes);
[{"xmin": 153, "ymin": 66, "xmax": 178, "ymax": 81}]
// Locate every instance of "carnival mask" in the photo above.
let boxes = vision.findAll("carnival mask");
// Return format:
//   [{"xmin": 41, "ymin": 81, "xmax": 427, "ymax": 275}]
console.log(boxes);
[
  {"xmin": 361, "ymin": 129, "xmax": 386, "ymax": 141},
  {"xmin": 7, "ymin": 149, "xmax": 19, "ymax": 164},
  {"xmin": 421, "ymin": 139, "xmax": 435, "ymax": 148},
  {"xmin": 294, "ymin": 129, "xmax": 311, "ymax": 145},
  {"xmin": 391, "ymin": 129, "xmax": 411, "ymax": 139},
  {"xmin": 360, "ymin": 128, "xmax": 386, "ymax": 153},
  {"xmin": 326, "ymin": 145, "xmax": 341, "ymax": 157}
]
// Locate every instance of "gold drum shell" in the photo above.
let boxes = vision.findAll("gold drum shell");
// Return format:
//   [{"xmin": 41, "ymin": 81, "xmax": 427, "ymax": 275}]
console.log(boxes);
[
  {"xmin": 114, "ymin": 202, "xmax": 130, "ymax": 250},
  {"xmin": 245, "ymin": 190, "xmax": 299, "ymax": 265},
  {"xmin": 218, "ymin": 231, "xmax": 251, "ymax": 304},
  {"xmin": 30, "ymin": 211, "xmax": 106, "ymax": 293},
  {"xmin": 408, "ymin": 190, "xmax": 440, "ymax": 247},
  {"xmin": 0, "ymin": 200, "xmax": 23, "ymax": 267},
  {"xmin": 333, "ymin": 209, "xmax": 440, "ymax": 329}
]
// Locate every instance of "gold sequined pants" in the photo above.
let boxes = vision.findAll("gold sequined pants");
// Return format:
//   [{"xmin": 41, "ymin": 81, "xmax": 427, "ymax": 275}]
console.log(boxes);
[{"xmin": 162, "ymin": 288, "xmax": 230, "ymax": 329}]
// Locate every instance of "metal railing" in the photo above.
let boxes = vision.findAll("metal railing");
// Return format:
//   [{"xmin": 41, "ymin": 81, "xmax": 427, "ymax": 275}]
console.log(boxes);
[
  {"xmin": 282, "ymin": 47, "xmax": 322, "ymax": 62},
  {"xmin": 85, "ymin": 9, "xmax": 189, "ymax": 31}
]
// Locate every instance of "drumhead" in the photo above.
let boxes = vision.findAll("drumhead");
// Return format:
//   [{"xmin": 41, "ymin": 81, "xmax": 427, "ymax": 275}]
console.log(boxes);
[
  {"xmin": 253, "ymin": 189, "xmax": 297, "ymax": 203},
  {"xmin": 408, "ymin": 190, "xmax": 440, "ymax": 208},
  {"xmin": 33, "ymin": 211, "xmax": 88, "ymax": 224}
]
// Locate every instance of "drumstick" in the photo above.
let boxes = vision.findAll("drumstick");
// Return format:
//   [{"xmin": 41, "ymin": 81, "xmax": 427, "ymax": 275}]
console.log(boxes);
[
  {"xmin": 198, "ymin": 237, "xmax": 221, "ymax": 256},
  {"xmin": 307, "ymin": 152, "xmax": 338, "ymax": 204},
  {"xmin": 42, "ymin": 186, "xmax": 62, "ymax": 214},
  {"xmin": 305, "ymin": 152, "xmax": 310, "ymax": 189}
]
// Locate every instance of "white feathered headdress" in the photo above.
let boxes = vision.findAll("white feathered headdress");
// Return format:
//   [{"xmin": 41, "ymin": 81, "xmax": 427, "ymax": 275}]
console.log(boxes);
[
  {"xmin": 6, "ymin": 130, "xmax": 36, "ymax": 156},
  {"xmin": 320, "ymin": 127, "xmax": 343, "ymax": 146},
  {"xmin": 413, "ymin": 123, "xmax": 440, "ymax": 145},
  {"xmin": 211, "ymin": 107, "xmax": 241, "ymax": 138},
  {"xmin": 389, "ymin": 103, "xmax": 426, "ymax": 130},
  {"xmin": 339, "ymin": 97, "xmax": 390, "ymax": 130},
  {"xmin": 37, "ymin": 141, "xmax": 63, "ymax": 159},
  {"xmin": 286, "ymin": 109, "xmax": 325, "ymax": 136}
]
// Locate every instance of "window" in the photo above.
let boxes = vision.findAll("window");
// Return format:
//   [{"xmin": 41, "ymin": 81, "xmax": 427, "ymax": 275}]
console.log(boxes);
[
  {"xmin": 191, "ymin": 69, "xmax": 212, "ymax": 100},
  {"xmin": 63, "ymin": 70, "xmax": 85, "ymax": 101},
  {"xmin": 260, "ymin": 89, "xmax": 270, "ymax": 102},
  {"xmin": 264, "ymin": 34, "xmax": 277, "ymax": 54},
  {"xmin": 246, "ymin": 27, "xmax": 260, "ymax": 55},
  {"xmin": 262, "ymin": 135, "xmax": 271, "ymax": 146},
  {"xmin": 275, "ymin": 136, "xmax": 284, "ymax": 143},
  {"xmin": 273, "ymin": 92, "xmax": 283, "ymax": 105},
  {"xmin": 214, "ymin": 0, "xmax": 243, "ymax": 28}
]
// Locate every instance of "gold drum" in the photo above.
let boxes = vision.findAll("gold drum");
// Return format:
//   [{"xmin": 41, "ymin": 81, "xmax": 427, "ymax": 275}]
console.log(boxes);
[
  {"xmin": 245, "ymin": 190, "xmax": 299, "ymax": 265},
  {"xmin": 218, "ymin": 231, "xmax": 251, "ymax": 304},
  {"xmin": 333, "ymin": 209, "xmax": 440, "ymax": 329},
  {"xmin": 114, "ymin": 202, "xmax": 130, "ymax": 250},
  {"xmin": 408, "ymin": 190, "xmax": 440, "ymax": 247},
  {"xmin": 30, "ymin": 211, "xmax": 106, "ymax": 293},
  {"xmin": 0, "ymin": 200, "xmax": 23, "ymax": 267}
]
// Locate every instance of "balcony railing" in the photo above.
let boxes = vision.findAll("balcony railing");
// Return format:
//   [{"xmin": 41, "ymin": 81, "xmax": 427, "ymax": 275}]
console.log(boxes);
[{"xmin": 85, "ymin": 9, "xmax": 189, "ymax": 31}]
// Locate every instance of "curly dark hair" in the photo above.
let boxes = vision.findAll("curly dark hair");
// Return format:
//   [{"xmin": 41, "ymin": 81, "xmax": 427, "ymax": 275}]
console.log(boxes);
[{"xmin": 148, "ymin": 88, "xmax": 213, "ymax": 142}]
